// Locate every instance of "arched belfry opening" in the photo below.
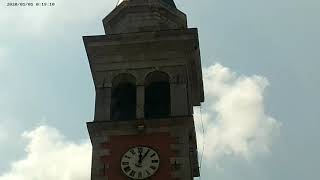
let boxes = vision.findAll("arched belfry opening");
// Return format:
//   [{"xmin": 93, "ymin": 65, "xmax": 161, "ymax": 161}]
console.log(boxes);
[
  {"xmin": 111, "ymin": 74, "xmax": 136, "ymax": 121},
  {"xmin": 144, "ymin": 71, "xmax": 171, "ymax": 119}
]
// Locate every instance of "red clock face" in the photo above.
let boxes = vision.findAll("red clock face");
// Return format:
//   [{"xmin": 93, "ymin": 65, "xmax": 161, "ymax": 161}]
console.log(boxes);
[{"xmin": 120, "ymin": 146, "xmax": 160, "ymax": 179}]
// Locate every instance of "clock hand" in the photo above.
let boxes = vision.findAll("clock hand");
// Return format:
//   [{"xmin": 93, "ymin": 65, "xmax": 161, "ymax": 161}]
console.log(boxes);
[
  {"xmin": 138, "ymin": 154, "xmax": 142, "ymax": 164},
  {"xmin": 138, "ymin": 148, "xmax": 143, "ymax": 164},
  {"xmin": 141, "ymin": 149, "xmax": 150, "ymax": 161},
  {"xmin": 135, "ymin": 153, "xmax": 143, "ymax": 167}
]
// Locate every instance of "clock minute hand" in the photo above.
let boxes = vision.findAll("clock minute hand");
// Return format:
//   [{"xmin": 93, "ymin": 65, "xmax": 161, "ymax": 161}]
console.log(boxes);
[{"xmin": 141, "ymin": 149, "xmax": 150, "ymax": 161}]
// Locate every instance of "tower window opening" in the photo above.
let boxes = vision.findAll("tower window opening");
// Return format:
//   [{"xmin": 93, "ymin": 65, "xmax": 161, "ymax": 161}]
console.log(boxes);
[
  {"xmin": 145, "ymin": 71, "xmax": 170, "ymax": 119},
  {"xmin": 111, "ymin": 74, "xmax": 136, "ymax": 121}
]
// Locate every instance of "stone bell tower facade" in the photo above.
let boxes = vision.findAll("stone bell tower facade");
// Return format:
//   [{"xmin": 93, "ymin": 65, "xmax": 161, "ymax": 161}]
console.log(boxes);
[{"xmin": 83, "ymin": 0, "xmax": 204, "ymax": 179}]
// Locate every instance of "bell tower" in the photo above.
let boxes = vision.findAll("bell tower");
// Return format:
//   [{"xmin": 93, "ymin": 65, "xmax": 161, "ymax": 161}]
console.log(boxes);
[{"xmin": 83, "ymin": 0, "xmax": 204, "ymax": 179}]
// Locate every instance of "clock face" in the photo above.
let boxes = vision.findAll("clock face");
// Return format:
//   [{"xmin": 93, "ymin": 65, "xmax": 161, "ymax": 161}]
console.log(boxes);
[{"xmin": 120, "ymin": 146, "xmax": 160, "ymax": 179}]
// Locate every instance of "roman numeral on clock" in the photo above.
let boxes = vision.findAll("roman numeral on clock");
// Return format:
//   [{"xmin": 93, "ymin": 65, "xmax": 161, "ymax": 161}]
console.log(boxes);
[
  {"xmin": 124, "ymin": 166, "xmax": 131, "ymax": 173},
  {"xmin": 130, "ymin": 149, "xmax": 136, "ymax": 155},
  {"xmin": 150, "ymin": 153, "xmax": 156, "ymax": 158},
  {"xmin": 145, "ymin": 170, "xmax": 151, "ymax": 175},
  {"xmin": 129, "ymin": 170, "xmax": 136, "ymax": 177},
  {"xmin": 122, "ymin": 161, "xmax": 129, "ymax": 165}
]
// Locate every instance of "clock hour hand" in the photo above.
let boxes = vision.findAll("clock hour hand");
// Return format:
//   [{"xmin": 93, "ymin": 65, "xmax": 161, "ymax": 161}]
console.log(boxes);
[
  {"xmin": 138, "ymin": 147, "xmax": 143, "ymax": 163},
  {"xmin": 135, "ymin": 155, "xmax": 143, "ymax": 167}
]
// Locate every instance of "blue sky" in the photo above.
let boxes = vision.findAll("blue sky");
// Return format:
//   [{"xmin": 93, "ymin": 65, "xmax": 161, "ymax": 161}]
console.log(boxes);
[{"xmin": 0, "ymin": 0, "xmax": 319, "ymax": 179}]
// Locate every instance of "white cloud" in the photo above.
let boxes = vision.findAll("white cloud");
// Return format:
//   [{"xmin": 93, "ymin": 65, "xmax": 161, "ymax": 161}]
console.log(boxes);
[
  {"xmin": 0, "ymin": 126, "xmax": 91, "ymax": 180},
  {"xmin": 195, "ymin": 63, "xmax": 281, "ymax": 160}
]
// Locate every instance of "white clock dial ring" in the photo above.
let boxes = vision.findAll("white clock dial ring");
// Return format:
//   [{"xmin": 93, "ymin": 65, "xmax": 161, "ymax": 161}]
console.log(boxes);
[{"xmin": 120, "ymin": 146, "xmax": 160, "ymax": 179}]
